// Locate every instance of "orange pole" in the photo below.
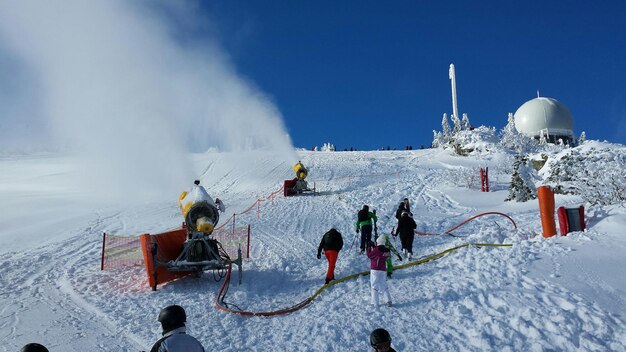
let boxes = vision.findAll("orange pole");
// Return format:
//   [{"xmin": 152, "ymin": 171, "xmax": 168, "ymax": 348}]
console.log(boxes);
[{"xmin": 537, "ymin": 186, "xmax": 557, "ymax": 238}]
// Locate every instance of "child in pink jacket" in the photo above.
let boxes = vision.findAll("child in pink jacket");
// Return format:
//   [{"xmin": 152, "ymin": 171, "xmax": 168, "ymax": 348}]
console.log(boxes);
[{"xmin": 366, "ymin": 236, "xmax": 393, "ymax": 307}]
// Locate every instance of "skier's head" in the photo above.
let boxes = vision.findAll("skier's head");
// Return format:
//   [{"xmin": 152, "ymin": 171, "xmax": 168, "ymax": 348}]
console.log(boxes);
[
  {"xmin": 194, "ymin": 179, "xmax": 200, "ymax": 185},
  {"xmin": 362, "ymin": 205, "xmax": 369, "ymax": 211},
  {"xmin": 20, "ymin": 343, "xmax": 49, "ymax": 352},
  {"xmin": 376, "ymin": 235, "xmax": 386, "ymax": 246},
  {"xmin": 158, "ymin": 305, "xmax": 186, "ymax": 333},
  {"xmin": 403, "ymin": 198, "xmax": 410, "ymax": 207},
  {"xmin": 370, "ymin": 328, "xmax": 392, "ymax": 351}
]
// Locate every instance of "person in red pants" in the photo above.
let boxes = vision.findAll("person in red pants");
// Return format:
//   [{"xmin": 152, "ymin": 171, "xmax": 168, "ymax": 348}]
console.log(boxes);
[{"xmin": 317, "ymin": 226, "xmax": 344, "ymax": 285}]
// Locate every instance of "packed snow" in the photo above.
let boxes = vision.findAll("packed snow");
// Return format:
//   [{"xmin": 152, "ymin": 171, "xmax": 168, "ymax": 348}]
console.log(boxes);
[{"xmin": 1, "ymin": 145, "xmax": 625, "ymax": 351}]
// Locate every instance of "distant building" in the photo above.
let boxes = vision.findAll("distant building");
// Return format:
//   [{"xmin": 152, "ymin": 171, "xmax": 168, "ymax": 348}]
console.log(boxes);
[{"xmin": 514, "ymin": 97, "xmax": 574, "ymax": 144}]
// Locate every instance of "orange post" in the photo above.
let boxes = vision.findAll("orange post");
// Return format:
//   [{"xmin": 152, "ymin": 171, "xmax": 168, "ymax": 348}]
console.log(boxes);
[{"xmin": 537, "ymin": 186, "xmax": 557, "ymax": 238}]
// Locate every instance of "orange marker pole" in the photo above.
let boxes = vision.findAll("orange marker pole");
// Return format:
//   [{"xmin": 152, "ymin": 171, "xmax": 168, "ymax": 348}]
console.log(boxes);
[{"xmin": 537, "ymin": 186, "xmax": 557, "ymax": 238}]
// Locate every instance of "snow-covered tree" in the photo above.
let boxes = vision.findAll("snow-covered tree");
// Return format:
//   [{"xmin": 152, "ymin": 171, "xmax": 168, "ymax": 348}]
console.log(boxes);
[
  {"xmin": 542, "ymin": 145, "xmax": 626, "ymax": 205},
  {"xmin": 321, "ymin": 143, "xmax": 336, "ymax": 152},
  {"xmin": 500, "ymin": 113, "xmax": 518, "ymax": 148},
  {"xmin": 432, "ymin": 130, "xmax": 444, "ymax": 148},
  {"xmin": 500, "ymin": 112, "xmax": 540, "ymax": 154},
  {"xmin": 506, "ymin": 154, "xmax": 537, "ymax": 202},
  {"xmin": 578, "ymin": 131, "xmax": 586, "ymax": 145},
  {"xmin": 451, "ymin": 113, "xmax": 462, "ymax": 134},
  {"xmin": 461, "ymin": 113, "xmax": 471, "ymax": 130},
  {"xmin": 441, "ymin": 113, "xmax": 451, "ymax": 143}
]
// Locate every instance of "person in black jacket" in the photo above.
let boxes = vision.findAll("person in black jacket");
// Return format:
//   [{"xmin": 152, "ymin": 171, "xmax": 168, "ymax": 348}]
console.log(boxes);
[
  {"xmin": 396, "ymin": 211, "xmax": 417, "ymax": 260},
  {"xmin": 317, "ymin": 227, "xmax": 344, "ymax": 284},
  {"xmin": 394, "ymin": 198, "xmax": 411, "ymax": 221}
]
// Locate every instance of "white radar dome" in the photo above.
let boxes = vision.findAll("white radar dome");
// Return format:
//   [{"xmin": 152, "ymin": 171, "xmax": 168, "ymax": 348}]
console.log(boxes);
[{"xmin": 514, "ymin": 97, "xmax": 574, "ymax": 143}]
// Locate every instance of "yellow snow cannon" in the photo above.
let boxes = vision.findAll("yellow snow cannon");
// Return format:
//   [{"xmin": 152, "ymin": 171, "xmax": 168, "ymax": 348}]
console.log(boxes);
[
  {"xmin": 284, "ymin": 161, "xmax": 316, "ymax": 196},
  {"xmin": 178, "ymin": 180, "xmax": 225, "ymax": 237},
  {"xmin": 143, "ymin": 180, "xmax": 238, "ymax": 286},
  {"xmin": 294, "ymin": 161, "xmax": 308, "ymax": 180}
]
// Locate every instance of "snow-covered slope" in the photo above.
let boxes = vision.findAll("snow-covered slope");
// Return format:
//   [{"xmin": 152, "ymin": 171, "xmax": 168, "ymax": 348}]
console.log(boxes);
[{"xmin": 1, "ymin": 149, "xmax": 625, "ymax": 351}]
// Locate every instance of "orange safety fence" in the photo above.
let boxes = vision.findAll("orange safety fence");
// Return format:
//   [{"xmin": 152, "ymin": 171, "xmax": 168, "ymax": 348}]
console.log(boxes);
[{"xmin": 100, "ymin": 233, "xmax": 144, "ymax": 270}]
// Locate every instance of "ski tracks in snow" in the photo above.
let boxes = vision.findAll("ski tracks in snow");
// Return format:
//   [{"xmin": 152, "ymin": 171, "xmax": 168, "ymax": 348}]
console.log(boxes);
[
  {"xmin": 3, "ymin": 150, "xmax": 626, "ymax": 351},
  {"xmin": 0, "ymin": 216, "xmax": 145, "ymax": 351}
]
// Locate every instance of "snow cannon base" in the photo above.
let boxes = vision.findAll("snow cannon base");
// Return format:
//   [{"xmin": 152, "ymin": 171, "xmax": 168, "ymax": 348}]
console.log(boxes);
[
  {"xmin": 283, "ymin": 178, "xmax": 316, "ymax": 197},
  {"xmin": 140, "ymin": 225, "xmax": 242, "ymax": 291}
]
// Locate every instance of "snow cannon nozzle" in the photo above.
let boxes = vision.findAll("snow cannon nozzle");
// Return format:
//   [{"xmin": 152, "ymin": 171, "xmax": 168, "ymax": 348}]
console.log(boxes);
[{"xmin": 293, "ymin": 161, "xmax": 308, "ymax": 180}]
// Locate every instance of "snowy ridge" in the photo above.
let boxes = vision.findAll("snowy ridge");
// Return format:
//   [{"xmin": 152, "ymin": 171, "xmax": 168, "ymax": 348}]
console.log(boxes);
[{"xmin": 1, "ymin": 148, "xmax": 625, "ymax": 351}]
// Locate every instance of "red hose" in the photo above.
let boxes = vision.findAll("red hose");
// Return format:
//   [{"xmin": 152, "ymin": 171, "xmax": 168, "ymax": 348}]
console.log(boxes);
[
  {"xmin": 214, "ymin": 262, "xmax": 311, "ymax": 316},
  {"xmin": 415, "ymin": 211, "xmax": 516, "ymax": 236}
]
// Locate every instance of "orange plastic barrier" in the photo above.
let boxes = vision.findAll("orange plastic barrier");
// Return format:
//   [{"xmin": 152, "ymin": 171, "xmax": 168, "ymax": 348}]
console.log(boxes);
[
  {"xmin": 140, "ymin": 227, "xmax": 192, "ymax": 290},
  {"xmin": 537, "ymin": 186, "xmax": 557, "ymax": 238}
]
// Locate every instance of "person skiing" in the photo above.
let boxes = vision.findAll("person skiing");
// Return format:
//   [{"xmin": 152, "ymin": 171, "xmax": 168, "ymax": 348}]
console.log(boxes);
[
  {"xmin": 20, "ymin": 343, "xmax": 49, "ymax": 352},
  {"xmin": 356, "ymin": 205, "xmax": 378, "ymax": 254},
  {"xmin": 377, "ymin": 233, "xmax": 403, "ymax": 278},
  {"xmin": 369, "ymin": 328, "xmax": 397, "ymax": 352},
  {"xmin": 150, "ymin": 305, "xmax": 205, "ymax": 352},
  {"xmin": 366, "ymin": 236, "xmax": 392, "ymax": 307},
  {"xmin": 317, "ymin": 226, "xmax": 344, "ymax": 284},
  {"xmin": 396, "ymin": 210, "xmax": 417, "ymax": 260}
]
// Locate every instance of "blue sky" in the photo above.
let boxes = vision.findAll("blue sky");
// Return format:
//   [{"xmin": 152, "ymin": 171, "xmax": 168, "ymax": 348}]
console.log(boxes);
[{"xmin": 200, "ymin": 1, "xmax": 626, "ymax": 150}]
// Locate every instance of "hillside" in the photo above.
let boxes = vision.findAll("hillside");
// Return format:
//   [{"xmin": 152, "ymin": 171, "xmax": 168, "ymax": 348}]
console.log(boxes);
[{"xmin": 1, "ymin": 147, "xmax": 625, "ymax": 351}]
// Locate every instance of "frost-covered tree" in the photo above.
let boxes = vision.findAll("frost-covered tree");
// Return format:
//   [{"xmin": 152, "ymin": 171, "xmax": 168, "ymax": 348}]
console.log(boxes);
[
  {"xmin": 500, "ymin": 112, "xmax": 540, "ymax": 154},
  {"xmin": 441, "ymin": 113, "xmax": 451, "ymax": 143},
  {"xmin": 543, "ymin": 146, "xmax": 626, "ymax": 205},
  {"xmin": 321, "ymin": 143, "xmax": 336, "ymax": 152},
  {"xmin": 432, "ymin": 130, "xmax": 444, "ymax": 148},
  {"xmin": 506, "ymin": 154, "xmax": 537, "ymax": 202},
  {"xmin": 461, "ymin": 113, "xmax": 471, "ymax": 130},
  {"xmin": 500, "ymin": 113, "xmax": 518, "ymax": 147},
  {"xmin": 451, "ymin": 113, "xmax": 462, "ymax": 134},
  {"xmin": 578, "ymin": 131, "xmax": 586, "ymax": 145}
]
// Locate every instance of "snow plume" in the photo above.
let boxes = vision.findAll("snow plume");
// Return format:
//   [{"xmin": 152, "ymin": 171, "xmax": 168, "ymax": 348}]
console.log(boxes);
[{"xmin": 0, "ymin": 1, "xmax": 296, "ymax": 202}]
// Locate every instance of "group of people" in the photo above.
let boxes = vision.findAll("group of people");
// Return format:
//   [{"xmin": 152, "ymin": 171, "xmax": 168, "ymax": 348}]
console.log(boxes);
[
  {"xmin": 316, "ymin": 198, "xmax": 418, "ymax": 309},
  {"xmin": 20, "ymin": 308, "xmax": 396, "ymax": 351}
]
